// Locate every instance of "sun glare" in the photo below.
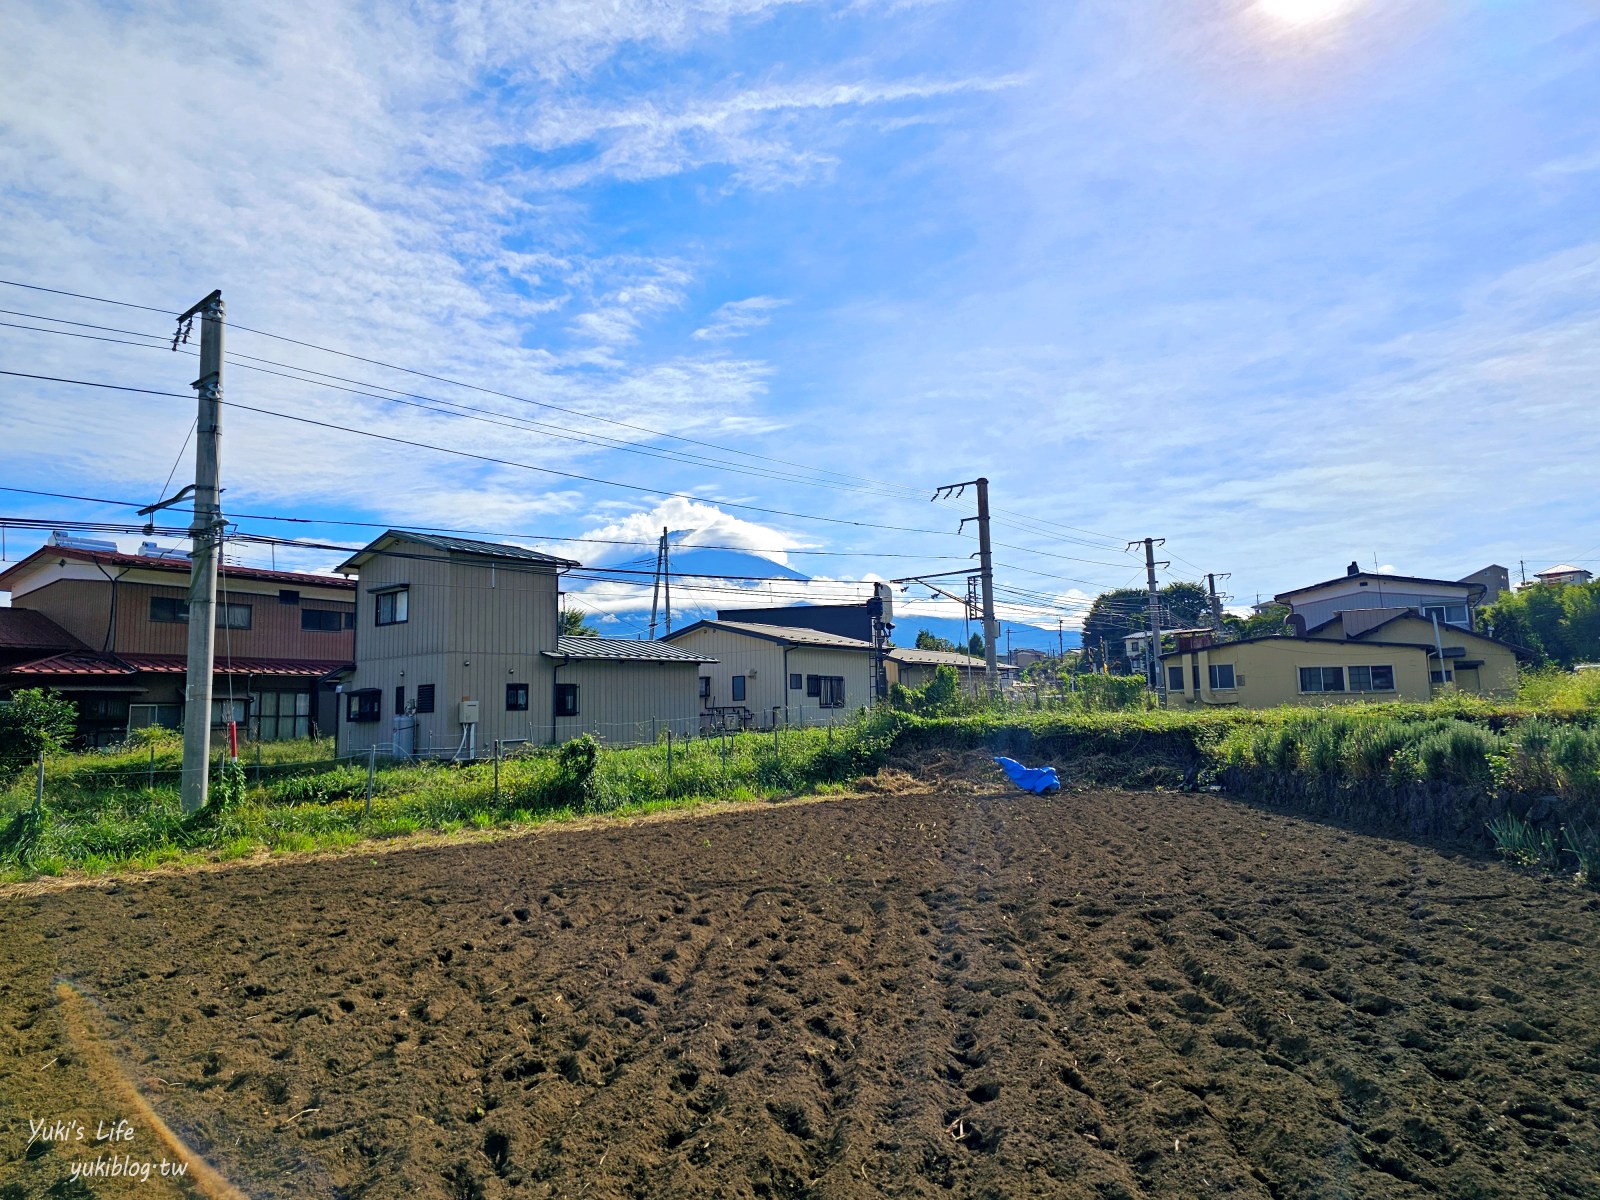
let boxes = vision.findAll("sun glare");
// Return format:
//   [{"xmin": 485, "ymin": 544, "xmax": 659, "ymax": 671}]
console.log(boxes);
[{"xmin": 1256, "ymin": 0, "xmax": 1357, "ymax": 24}]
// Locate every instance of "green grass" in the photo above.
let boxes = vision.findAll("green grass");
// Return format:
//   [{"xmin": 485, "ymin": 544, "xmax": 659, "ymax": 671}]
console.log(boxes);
[{"xmin": 5, "ymin": 682, "xmax": 1600, "ymax": 885}]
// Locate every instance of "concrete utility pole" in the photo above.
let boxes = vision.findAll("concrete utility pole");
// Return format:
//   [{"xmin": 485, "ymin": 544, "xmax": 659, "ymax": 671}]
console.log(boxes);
[
  {"xmin": 1206, "ymin": 572, "xmax": 1229, "ymax": 635},
  {"xmin": 181, "ymin": 290, "xmax": 224, "ymax": 813},
  {"xmin": 935, "ymin": 478, "xmax": 1000, "ymax": 696},
  {"xmin": 649, "ymin": 528, "xmax": 665, "ymax": 640},
  {"xmin": 1130, "ymin": 537, "xmax": 1167, "ymax": 698},
  {"xmin": 662, "ymin": 527, "xmax": 672, "ymax": 635}
]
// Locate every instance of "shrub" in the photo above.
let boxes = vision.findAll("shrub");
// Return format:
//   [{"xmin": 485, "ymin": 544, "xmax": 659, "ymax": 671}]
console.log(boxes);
[
  {"xmin": 1417, "ymin": 722, "xmax": 1501, "ymax": 785},
  {"xmin": 0, "ymin": 688, "xmax": 77, "ymax": 776}
]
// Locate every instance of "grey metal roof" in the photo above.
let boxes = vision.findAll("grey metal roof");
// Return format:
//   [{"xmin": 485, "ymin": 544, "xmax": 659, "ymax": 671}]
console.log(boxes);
[
  {"xmin": 665, "ymin": 619, "xmax": 876, "ymax": 651},
  {"xmin": 889, "ymin": 647, "xmax": 1019, "ymax": 671},
  {"xmin": 336, "ymin": 529, "xmax": 580, "ymax": 574},
  {"xmin": 541, "ymin": 636, "xmax": 717, "ymax": 663}
]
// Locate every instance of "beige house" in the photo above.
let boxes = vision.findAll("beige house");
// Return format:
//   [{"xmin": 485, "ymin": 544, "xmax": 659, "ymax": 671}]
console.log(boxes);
[
  {"xmin": 335, "ymin": 531, "xmax": 713, "ymax": 756},
  {"xmin": 1159, "ymin": 614, "xmax": 1525, "ymax": 709},
  {"xmin": 888, "ymin": 646, "xmax": 1019, "ymax": 692},
  {"xmin": 662, "ymin": 620, "xmax": 877, "ymax": 730}
]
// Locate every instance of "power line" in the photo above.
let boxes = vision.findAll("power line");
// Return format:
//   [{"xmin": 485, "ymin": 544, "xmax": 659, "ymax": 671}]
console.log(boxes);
[{"xmin": 0, "ymin": 279, "xmax": 1138, "ymax": 550}]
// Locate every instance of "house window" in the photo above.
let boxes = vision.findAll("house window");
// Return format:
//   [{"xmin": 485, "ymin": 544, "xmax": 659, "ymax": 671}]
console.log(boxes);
[
  {"xmin": 279, "ymin": 589, "xmax": 300, "ymax": 605},
  {"xmin": 375, "ymin": 588, "xmax": 409, "ymax": 626},
  {"xmin": 818, "ymin": 676, "xmax": 846, "ymax": 708},
  {"xmin": 1430, "ymin": 669, "xmax": 1454, "ymax": 684},
  {"xmin": 395, "ymin": 685, "xmax": 406, "ymax": 715},
  {"xmin": 731, "ymin": 675, "xmax": 747, "ymax": 702},
  {"xmin": 148, "ymin": 597, "xmax": 250, "ymax": 627},
  {"xmin": 697, "ymin": 676, "xmax": 711, "ymax": 699},
  {"xmin": 344, "ymin": 611, "xmax": 356, "ymax": 629},
  {"xmin": 218, "ymin": 603, "xmax": 252, "ymax": 629},
  {"xmin": 506, "ymin": 683, "xmax": 529, "ymax": 711},
  {"xmin": 1348, "ymin": 665, "xmax": 1395, "ymax": 692},
  {"xmin": 1166, "ymin": 665, "xmax": 1184, "ymax": 692},
  {"xmin": 254, "ymin": 690, "xmax": 310, "ymax": 740},
  {"xmin": 554, "ymin": 682, "xmax": 578, "ymax": 716},
  {"xmin": 1419, "ymin": 604, "xmax": 1469, "ymax": 628},
  {"xmin": 301, "ymin": 608, "xmax": 345, "ymax": 632},
  {"xmin": 1209, "ymin": 663, "xmax": 1236, "ymax": 690},
  {"xmin": 210, "ymin": 697, "xmax": 248, "ymax": 725},
  {"xmin": 415, "ymin": 684, "xmax": 435, "ymax": 713},
  {"xmin": 1299, "ymin": 666, "xmax": 1346, "ymax": 693},
  {"xmin": 805, "ymin": 675, "xmax": 820, "ymax": 697},
  {"xmin": 790, "ymin": 673, "xmax": 803, "ymax": 691},
  {"xmin": 346, "ymin": 689, "xmax": 380, "ymax": 722}
]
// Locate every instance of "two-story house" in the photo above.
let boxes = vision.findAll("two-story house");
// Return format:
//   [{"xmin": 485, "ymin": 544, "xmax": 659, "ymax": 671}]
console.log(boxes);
[
  {"xmin": 0, "ymin": 541, "xmax": 357, "ymax": 745},
  {"xmin": 334, "ymin": 531, "xmax": 715, "ymax": 756},
  {"xmin": 1158, "ymin": 561, "xmax": 1529, "ymax": 709}
]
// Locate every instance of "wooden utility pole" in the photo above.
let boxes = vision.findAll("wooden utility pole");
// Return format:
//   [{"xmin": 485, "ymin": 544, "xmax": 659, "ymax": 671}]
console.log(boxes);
[
  {"xmin": 180, "ymin": 290, "xmax": 224, "ymax": 813},
  {"xmin": 934, "ymin": 478, "xmax": 999, "ymax": 696}
]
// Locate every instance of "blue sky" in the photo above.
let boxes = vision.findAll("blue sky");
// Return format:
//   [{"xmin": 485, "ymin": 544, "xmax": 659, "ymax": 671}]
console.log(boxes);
[{"xmin": 1, "ymin": 0, "xmax": 1597, "ymax": 633}]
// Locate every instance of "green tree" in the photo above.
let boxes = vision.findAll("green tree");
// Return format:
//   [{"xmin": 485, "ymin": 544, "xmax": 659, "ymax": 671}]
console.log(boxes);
[
  {"xmin": 560, "ymin": 608, "xmax": 598, "ymax": 637},
  {"xmin": 914, "ymin": 629, "xmax": 959, "ymax": 653},
  {"xmin": 1080, "ymin": 582, "xmax": 1214, "ymax": 673},
  {"xmin": 1480, "ymin": 581, "xmax": 1600, "ymax": 666},
  {"xmin": 0, "ymin": 688, "xmax": 78, "ymax": 775},
  {"xmin": 1225, "ymin": 602, "xmax": 1290, "ymax": 639},
  {"xmin": 967, "ymin": 632, "xmax": 985, "ymax": 658}
]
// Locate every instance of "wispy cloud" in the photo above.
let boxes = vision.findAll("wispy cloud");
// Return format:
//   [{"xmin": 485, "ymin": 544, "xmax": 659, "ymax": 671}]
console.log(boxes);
[{"xmin": 692, "ymin": 296, "xmax": 788, "ymax": 340}]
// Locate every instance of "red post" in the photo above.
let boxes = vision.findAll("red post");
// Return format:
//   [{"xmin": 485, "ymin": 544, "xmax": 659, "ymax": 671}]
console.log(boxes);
[{"xmin": 228, "ymin": 720, "xmax": 238, "ymax": 760}]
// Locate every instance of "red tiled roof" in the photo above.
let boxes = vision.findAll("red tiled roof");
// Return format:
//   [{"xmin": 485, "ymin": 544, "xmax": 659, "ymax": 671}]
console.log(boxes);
[
  {"xmin": 0, "ymin": 608, "xmax": 87, "ymax": 652},
  {"xmin": 0, "ymin": 546, "xmax": 355, "ymax": 591},
  {"xmin": 5, "ymin": 652, "xmax": 351, "ymax": 678},
  {"xmin": 113, "ymin": 654, "xmax": 353, "ymax": 677}
]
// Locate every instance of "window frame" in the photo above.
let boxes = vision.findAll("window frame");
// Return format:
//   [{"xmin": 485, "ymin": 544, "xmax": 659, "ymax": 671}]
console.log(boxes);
[
  {"xmin": 790, "ymin": 672, "xmax": 803, "ymax": 691},
  {"xmin": 374, "ymin": 587, "xmax": 409, "ymax": 626},
  {"xmin": 818, "ymin": 676, "xmax": 846, "ymax": 708},
  {"xmin": 731, "ymin": 675, "xmax": 747, "ymax": 703},
  {"xmin": 697, "ymin": 676, "xmax": 711, "ymax": 699},
  {"xmin": 346, "ymin": 689, "xmax": 381, "ymax": 723},
  {"xmin": 1208, "ymin": 663, "xmax": 1236, "ymax": 690},
  {"xmin": 506, "ymin": 682, "xmax": 529, "ymax": 712},
  {"xmin": 301, "ymin": 608, "xmax": 345, "ymax": 632},
  {"xmin": 149, "ymin": 596, "xmax": 250, "ymax": 627},
  {"xmin": 554, "ymin": 682, "xmax": 578, "ymax": 717},
  {"xmin": 1347, "ymin": 664, "xmax": 1396, "ymax": 693},
  {"xmin": 1166, "ymin": 665, "xmax": 1185, "ymax": 693},
  {"xmin": 1299, "ymin": 666, "xmax": 1346, "ymax": 694}
]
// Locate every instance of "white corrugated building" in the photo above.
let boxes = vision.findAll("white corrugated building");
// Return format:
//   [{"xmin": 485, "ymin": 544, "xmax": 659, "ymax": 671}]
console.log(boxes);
[{"xmin": 335, "ymin": 531, "xmax": 714, "ymax": 756}]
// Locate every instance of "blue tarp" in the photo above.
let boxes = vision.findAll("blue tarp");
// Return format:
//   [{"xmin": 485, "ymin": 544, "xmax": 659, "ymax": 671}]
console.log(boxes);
[{"xmin": 994, "ymin": 756, "xmax": 1061, "ymax": 795}]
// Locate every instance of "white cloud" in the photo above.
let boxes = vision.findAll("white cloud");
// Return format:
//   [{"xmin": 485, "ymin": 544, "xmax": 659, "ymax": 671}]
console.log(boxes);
[{"xmin": 692, "ymin": 296, "xmax": 788, "ymax": 341}]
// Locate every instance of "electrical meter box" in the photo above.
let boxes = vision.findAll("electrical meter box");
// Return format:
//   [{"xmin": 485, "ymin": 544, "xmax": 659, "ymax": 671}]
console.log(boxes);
[{"xmin": 458, "ymin": 700, "xmax": 480, "ymax": 724}]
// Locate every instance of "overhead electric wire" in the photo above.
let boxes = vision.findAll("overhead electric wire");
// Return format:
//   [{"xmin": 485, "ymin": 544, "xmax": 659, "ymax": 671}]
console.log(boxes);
[{"xmin": 0, "ymin": 279, "xmax": 1139, "ymax": 549}]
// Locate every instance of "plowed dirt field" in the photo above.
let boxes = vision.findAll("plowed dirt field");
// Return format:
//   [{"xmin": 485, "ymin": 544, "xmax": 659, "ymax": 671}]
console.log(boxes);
[{"xmin": 4, "ymin": 777, "xmax": 1600, "ymax": 1199}]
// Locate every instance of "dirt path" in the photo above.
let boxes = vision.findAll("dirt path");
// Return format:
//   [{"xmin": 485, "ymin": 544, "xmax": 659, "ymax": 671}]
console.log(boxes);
[{"xmin": 3, "ymin": 782, "xmax": 1598, "ymax": 1198}]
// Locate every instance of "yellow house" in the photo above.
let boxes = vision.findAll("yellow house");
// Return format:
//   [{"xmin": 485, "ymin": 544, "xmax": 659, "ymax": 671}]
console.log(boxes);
[{"xmin": 1159, "ymin": 617, "xmax": 1525, "ymax": 709}]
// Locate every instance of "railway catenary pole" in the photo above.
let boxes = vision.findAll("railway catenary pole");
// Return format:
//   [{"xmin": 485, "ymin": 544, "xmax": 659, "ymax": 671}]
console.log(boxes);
[
  {"xmin": 931, "ymin": 478, "xmax": 1000, "ymax": 697},
  {"xmin": 1130, "ymin": 537, "xmax": 1168, "ymax": 700},
  {"xmin": 1207, "ymin": 572, "xmax": 1230, "ymax": 635}
]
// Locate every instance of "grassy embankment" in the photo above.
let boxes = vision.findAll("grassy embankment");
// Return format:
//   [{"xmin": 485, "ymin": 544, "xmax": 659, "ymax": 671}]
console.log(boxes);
[{"xmin": 2, "ymin": 667, "xmax": 1597, "ymax": 884}]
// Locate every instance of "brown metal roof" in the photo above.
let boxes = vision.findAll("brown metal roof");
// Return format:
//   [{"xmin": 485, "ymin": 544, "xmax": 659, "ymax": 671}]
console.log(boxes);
[
  {"xmin": 0, "ymin": 608, "xmax": 87, "ymax": 652},
  {"xmin": 4, "ymin": 651, "xmax": 352, "ymax": 678},
  {"xmin": 0, "ymin": 546, "xmax": 356, "ymax": 591},
  {"xmin": 888, "ymin": 647, "xmax": 1019, "ymax": 671}
]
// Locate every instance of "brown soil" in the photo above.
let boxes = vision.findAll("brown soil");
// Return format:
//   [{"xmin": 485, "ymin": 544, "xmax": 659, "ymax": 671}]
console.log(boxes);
[{"xmin": 4, "ymin": 777, "xmax": 1600, "ymax": 1199}]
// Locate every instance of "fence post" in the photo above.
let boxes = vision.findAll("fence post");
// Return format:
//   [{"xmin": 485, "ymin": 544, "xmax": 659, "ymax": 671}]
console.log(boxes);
[
  {"xmin": 148, "ymin": 741, "xmax": 156, "ymax": 789},
  {"xmin": 365, "ymin": 744, "xmax": 375, "ymax": 818},
  {"xmin": 254, "ymin": 740, "xmax": 262, "ymax": 784},
  {"xmin": 494, "ymin": 739, "xmax": 501, "ymax": 807},
  {"xmin": 36, "ymin": 750, "xmax": 46, "ymax": 814},
  {"xmin": 666, "ymin": 729, "xmax": 674, "ymax": 783}
]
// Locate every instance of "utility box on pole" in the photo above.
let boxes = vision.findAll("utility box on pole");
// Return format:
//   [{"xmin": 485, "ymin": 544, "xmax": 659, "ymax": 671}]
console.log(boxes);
[{"xmin": 180, "ymin": 290, "xmax": 224, "ymax": 813}]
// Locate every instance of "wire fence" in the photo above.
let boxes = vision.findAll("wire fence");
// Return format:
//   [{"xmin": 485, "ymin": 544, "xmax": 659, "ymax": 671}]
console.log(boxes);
[{"xmin": 32, "ymin": 708, "xmax": 862, "ymax": 794}]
